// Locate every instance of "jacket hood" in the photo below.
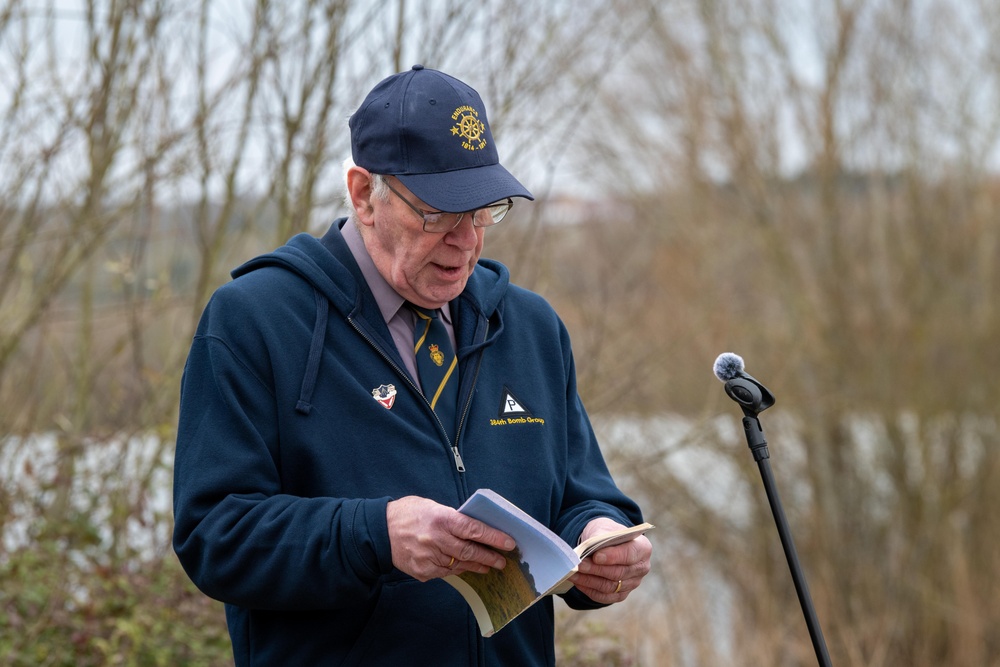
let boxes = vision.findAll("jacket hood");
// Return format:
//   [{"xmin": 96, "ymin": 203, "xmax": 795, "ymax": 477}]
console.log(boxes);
[
  {"xmin": 227, "ymin": 219, "xmax": 510, "ymax": 414},
  {"xmin": 231, "ymin": 220, "xmax": 510, "ymax": 318}
]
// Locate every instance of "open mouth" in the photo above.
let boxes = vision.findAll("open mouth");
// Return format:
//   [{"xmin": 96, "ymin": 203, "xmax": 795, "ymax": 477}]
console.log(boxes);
[{"xmin": 433, "ymin": 262, "xmax": 464, "ymax": 275}]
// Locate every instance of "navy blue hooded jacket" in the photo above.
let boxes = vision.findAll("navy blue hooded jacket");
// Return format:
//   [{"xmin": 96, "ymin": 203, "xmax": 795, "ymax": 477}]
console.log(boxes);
[{"xmin": 172, "ymin": 219, "xmax": 644, "ymax": 666}]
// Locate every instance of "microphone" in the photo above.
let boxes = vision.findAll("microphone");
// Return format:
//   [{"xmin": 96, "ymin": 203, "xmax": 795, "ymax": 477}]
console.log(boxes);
[
  {"xmin": 711, "ymin": 352, "xmax": 833, "ymax": 667},
  {"xmin": 713, "ymin": 352, "xmax": 775, "ymax": 417}
]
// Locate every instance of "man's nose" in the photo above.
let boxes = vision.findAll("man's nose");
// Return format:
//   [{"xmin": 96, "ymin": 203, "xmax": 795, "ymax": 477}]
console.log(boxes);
[{"xmin": 444, "ymin": 212, "xmax": 480, "ymax": 247}]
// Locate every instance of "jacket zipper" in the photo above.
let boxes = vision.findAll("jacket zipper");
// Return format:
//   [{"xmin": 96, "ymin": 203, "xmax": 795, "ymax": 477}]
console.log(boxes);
[{"xmin": 349, "ymin": 316, "xmax": 467, "ymax": 472}]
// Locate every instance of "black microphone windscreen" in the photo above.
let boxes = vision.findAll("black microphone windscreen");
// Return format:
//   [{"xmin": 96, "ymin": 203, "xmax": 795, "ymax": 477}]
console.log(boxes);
[{"xmin": 713, "ymin": 352, "xmax": 745, "ymax": 382}]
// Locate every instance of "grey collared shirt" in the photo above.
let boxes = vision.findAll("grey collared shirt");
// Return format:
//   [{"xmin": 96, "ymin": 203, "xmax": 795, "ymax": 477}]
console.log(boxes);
[{"xmin": 341, "ymin": 219, "xmax": 457, "ymax": 391}]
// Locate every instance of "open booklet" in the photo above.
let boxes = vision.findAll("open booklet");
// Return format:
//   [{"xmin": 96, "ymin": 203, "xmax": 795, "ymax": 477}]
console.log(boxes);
[{"xmin": 444, "ymin": 488, "xmax": 653, "ymax": 637}]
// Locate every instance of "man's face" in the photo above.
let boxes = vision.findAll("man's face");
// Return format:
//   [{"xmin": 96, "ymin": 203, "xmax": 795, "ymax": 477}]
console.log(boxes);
[{"xmin": 363, "ymin": 176, "xmax": 485, "ymax": 309}]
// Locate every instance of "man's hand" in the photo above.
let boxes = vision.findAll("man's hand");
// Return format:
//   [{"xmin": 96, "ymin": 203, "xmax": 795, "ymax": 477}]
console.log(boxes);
[
  {"xmin": 386, "ymin": 496, "xmax": 516, "ymax": 582},
  {"xmin": 568, "ymin": 517, "xmax": 652, "ymax": 604}
]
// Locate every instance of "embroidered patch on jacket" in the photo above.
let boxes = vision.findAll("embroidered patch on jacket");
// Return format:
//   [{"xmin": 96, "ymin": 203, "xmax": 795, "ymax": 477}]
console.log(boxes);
[
  {"xmin": 489, "ymin": 386, "xmax": 545, "ymax": 426},
  {"xmin": 498, "ymin": 386, "xmax": 532, "ymax": 418},
  {"xmin": 372, "ymin": 384, "xmax": 397, "ymax": 409}
]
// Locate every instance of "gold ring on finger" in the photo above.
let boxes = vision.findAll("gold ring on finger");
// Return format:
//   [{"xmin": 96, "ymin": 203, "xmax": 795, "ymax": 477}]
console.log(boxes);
[
  {"xmin": 448, "ymin": 556, "xmax": 456, "ymax": 568},
  {"xmin": 614, "ymin": 579, "xmax": 623, "ymax": 594}
]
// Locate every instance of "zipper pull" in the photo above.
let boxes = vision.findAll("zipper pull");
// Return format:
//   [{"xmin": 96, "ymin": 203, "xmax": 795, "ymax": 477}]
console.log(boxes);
[{"xmin": 451, "ymin": 446, "xmax": 466, "ymax": 472}]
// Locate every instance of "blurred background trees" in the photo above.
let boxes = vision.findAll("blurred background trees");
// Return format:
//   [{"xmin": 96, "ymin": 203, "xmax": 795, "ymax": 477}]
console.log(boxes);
[{"xmin": 2, "ymin": 0, "xmax": 998, "ymax": 664}]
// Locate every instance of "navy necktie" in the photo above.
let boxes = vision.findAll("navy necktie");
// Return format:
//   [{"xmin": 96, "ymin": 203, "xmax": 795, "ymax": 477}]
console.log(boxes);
[{"xmin": 409, "ymin": 305, "xmax": 459, "ymax": 439}]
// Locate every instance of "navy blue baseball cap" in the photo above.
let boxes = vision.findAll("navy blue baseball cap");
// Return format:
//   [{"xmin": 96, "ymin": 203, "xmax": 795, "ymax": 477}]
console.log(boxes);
[{"xmin": 349, "ymin": 65, "xmax": 533, "ymax": 213}]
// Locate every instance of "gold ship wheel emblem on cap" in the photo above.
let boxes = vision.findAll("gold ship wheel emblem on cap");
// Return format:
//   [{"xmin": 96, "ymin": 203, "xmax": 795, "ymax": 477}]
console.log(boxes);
[
  {"xmin": 451, "ymin": 105, "xmax": 487, "ymax": 150},
  {"xmin": 454, "ymin": 114, "xmax": 484, "ymax": 141}
]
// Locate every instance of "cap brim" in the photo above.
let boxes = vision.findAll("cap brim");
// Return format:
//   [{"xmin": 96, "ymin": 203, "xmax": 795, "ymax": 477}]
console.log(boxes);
[{"xmin": 397, "ymin": 163, "xmax": 534, "ymax": 213}]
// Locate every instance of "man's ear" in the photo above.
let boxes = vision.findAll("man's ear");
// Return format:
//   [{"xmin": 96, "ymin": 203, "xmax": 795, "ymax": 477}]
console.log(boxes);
[{"xmin": 346, "ymin": 166, "xmax": 376, "ymax": 226}]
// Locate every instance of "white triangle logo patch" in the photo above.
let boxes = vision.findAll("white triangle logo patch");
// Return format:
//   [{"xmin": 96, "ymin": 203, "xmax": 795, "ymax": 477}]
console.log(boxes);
[
  {"xmin": 499, "ymin": 386, "xmax": 532, "ymax": 417},
  {"xmin": 503, "ymin": 395, "xmax": 527, "ymax": 414}
]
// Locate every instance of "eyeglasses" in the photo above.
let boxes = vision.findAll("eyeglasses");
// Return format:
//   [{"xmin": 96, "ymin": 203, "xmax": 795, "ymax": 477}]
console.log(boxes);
[{"xmin": 383, "ymin": 178, "xmax": 512, "ymax": 233}]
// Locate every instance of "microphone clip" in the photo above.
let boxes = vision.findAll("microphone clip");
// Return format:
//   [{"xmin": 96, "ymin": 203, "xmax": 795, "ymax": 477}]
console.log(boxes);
[
  {"xmin": 723, "ymin": 373, "xmax": 775, "ymax": 419},
  {"xmin": 723, "ymin": 372, "xmax": 775, "ymax": 462}
]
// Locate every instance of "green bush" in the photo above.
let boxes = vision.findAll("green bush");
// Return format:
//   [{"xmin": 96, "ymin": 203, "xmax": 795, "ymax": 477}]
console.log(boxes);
[{"xmin": 0, "ymin": 536, "xmax": 232, "ymax": 667}]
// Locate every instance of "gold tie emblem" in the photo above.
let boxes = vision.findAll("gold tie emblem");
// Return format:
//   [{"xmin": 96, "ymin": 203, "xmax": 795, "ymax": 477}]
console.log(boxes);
[{"xmin": 428, "ymin": 344, "xmax": 445, "ymax": 367}]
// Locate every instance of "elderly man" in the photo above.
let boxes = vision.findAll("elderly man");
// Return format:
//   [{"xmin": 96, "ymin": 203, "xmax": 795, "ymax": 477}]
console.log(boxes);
[{"xmin": 173, "ymin": 64, "xmax": 652, "ymax": 666}]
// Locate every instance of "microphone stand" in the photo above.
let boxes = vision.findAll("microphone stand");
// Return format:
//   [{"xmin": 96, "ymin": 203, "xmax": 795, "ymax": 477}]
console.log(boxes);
[{"xmin": 724, "ymin": 376, "xmax": 833, "ymax": 667}]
